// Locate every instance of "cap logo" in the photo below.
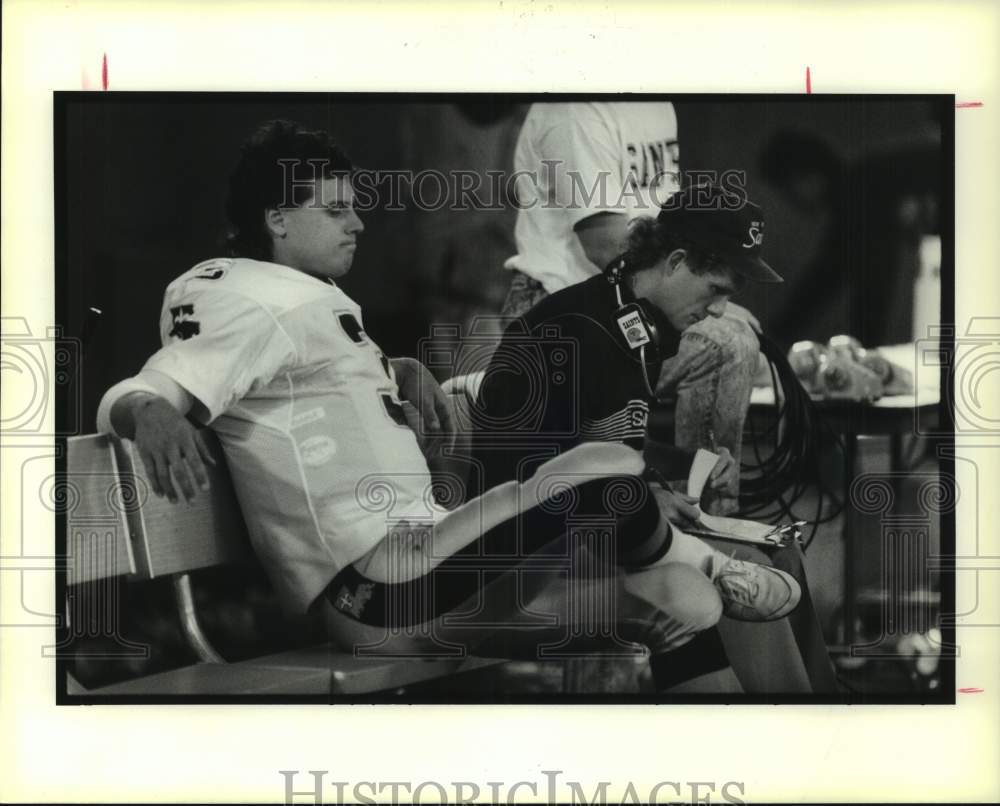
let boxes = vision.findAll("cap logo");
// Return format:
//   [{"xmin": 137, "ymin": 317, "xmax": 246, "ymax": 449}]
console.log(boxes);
[{"xmin": 742, "ymin": 221, "xmax": 764, "ymax": 249}]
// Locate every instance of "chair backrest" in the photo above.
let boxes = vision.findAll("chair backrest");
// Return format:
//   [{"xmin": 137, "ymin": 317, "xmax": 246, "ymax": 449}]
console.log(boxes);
[
  {"xmin": 112, "ymin": 430, "xmax": 252, "ymax": 578},
  {"xmin": 65, "ymin": 434, "xmax": 137, "ymax": 583}
]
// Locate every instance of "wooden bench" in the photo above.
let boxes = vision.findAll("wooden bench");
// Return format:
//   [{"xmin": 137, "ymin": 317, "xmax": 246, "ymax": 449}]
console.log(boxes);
[{"xmin": 64, "ymin": 431, "xmax": 500, "ymax": 697}]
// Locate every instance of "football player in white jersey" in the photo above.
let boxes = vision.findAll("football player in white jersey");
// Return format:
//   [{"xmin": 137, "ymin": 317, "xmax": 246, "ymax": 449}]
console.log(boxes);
[
  {"xmin": 97, "ymin": 120, "xmax": 799, "ymax": 692},
  {"xmin": 98, "ymin": 120, "xmax": 454, "ymax": 612}
]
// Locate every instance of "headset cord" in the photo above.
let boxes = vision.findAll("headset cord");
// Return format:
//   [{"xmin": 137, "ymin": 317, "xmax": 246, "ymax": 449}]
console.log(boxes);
[{"xmin": 639, "ymin": 345, "xmax": 656, "ymax": 398}]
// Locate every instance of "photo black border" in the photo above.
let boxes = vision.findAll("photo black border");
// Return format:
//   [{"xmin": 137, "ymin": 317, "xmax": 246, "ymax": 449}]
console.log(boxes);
[{"xmin": 53, "ymin": 91, "xmax": 956, "ymax": 705}]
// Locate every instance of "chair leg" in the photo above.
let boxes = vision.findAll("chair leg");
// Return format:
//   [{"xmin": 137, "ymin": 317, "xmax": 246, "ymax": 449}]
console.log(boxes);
[{"xmin": 172, "ymin": 573, "xmax": 226, "ymax": 663}]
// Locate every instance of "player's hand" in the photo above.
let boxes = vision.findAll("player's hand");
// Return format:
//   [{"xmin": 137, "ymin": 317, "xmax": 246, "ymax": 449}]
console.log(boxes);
[
  {"xmin": 390, "ymin": 357, "xmax": 455, "ymax": 455},
  {"xmin": 724, "ymin": 302, "xmax": 761, "ymax": 333},
  {"xmin": 131, "ymin": 396, "xmax": 216, "ymax": 504},
  {"xmin": 706, "ymin": 446, "xmax": 739, "ymax": 498},
  {"xmin": 648, "ymin": 483, "xmax": 703, "ymax": 528}
]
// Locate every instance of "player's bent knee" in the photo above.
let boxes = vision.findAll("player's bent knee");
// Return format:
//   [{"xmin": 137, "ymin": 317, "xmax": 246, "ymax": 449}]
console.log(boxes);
[
  {"xmin": 628, "ymin": 562, "xmax": 724, "ymax": 634},
  {"xmin": 534, "ymin": 441, "xmax": 645, "ymax": 478},
  {"xmin": 523, "ymin": 442, "xmax": 645, "ymax": 507}
]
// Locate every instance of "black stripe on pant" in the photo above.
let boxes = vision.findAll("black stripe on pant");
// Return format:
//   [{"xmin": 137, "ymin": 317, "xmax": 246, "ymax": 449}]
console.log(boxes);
[{"xmin": 324, "ymin": 474, "xmax": 667, "ymax": 629}]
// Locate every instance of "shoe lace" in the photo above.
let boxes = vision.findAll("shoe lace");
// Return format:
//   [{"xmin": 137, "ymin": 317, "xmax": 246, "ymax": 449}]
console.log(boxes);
[{"xmin": 717, "ymin": 555, "xmax": 760, "ymax": 605}]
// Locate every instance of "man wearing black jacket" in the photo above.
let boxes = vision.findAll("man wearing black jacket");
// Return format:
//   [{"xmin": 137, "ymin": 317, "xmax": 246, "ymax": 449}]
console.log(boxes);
[{"xmin": 471, "ymin": 185, "xmax": 828, "ymax": 692}]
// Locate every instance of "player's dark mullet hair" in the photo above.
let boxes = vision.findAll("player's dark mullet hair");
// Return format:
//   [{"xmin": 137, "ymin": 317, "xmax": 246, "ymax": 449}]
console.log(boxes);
[
  {"xmin": 225, "ymin": 119, "xmax": 353, "ymax": 260},
  {"xmin": 623, "ymin": 216, "xmax": 720, "ymax": 276}
]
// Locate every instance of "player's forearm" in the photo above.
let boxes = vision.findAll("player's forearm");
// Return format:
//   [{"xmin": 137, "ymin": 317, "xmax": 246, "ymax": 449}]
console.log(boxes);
[
  {"xmin": 574, "ymin": 211, "xmax": 629, "ymax": 270},
  {"xmin": 97, "ymin": 370, "xmax": 194, "ymax": 437}
]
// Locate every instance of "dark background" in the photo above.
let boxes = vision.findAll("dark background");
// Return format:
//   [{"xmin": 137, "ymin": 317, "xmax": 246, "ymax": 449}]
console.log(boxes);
[{"xmin": 61, "ymin": 94, "xmax": 945, "ymax": 430}]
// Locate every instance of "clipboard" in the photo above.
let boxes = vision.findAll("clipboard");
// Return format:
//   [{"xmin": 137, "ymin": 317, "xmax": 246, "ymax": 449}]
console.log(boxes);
[
  {"xmin": 644, "ymin": 450, "xmax": 805, "ymax": 547},
  {"xmin": 684, "ymin": 513, "xmax": 804, "ymax": 548}
]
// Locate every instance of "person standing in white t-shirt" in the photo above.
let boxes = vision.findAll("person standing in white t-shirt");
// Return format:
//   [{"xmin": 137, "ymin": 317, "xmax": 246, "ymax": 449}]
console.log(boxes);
[
  {"xmin": 504, "ymin": 101, "xmax": 681, "ymax": 297},
  {"xmin": 501, "ymin": 101, "xmax": 765, "ymax": 515}
]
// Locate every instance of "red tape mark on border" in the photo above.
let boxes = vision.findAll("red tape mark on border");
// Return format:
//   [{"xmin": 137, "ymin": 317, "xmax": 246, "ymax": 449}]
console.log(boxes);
[
  {"xmin": 102, "ymin": 53, "xmax": 108, "ymax": 91},
  {"xmin": 958, "ymin": 687, "xmax": 984, "ymax": 693},
  {"xmin": 955, "ymin": 101, "xmax": 982, "ymax": 108},
  {"xmin": 806, "ymin": 66, "xmax": 812, "ymax": 94}
]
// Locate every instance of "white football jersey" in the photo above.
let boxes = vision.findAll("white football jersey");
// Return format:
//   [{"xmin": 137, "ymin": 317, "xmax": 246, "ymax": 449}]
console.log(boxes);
[
  {"xmin": 143, "ymin": 257, "xmax": 436, "ymax": 612},
  {"xmin": 506, "ymin": 101, "xmax": 681, "ymax": 293}
]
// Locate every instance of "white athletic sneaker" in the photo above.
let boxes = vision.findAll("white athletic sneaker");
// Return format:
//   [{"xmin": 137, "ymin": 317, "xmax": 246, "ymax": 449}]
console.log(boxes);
[{"xmin": 708, "ymin": 554, "xmax": 801, "ymax": 622}]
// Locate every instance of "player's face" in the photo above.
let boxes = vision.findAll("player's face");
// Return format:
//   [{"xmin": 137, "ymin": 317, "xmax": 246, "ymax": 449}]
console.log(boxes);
[
  {"xmin": 655, "ymin": 257, "xmax": 743, "ymax": 331},
  {"xmin": 278, "ymin": 175, "xmax": 364, "ymax": 279}
]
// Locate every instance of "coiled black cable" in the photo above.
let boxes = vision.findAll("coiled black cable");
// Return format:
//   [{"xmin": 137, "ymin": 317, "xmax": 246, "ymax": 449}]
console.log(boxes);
[{"xmin": 738, "ymin": 331, "xmax": 846, "ymax": 550}]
